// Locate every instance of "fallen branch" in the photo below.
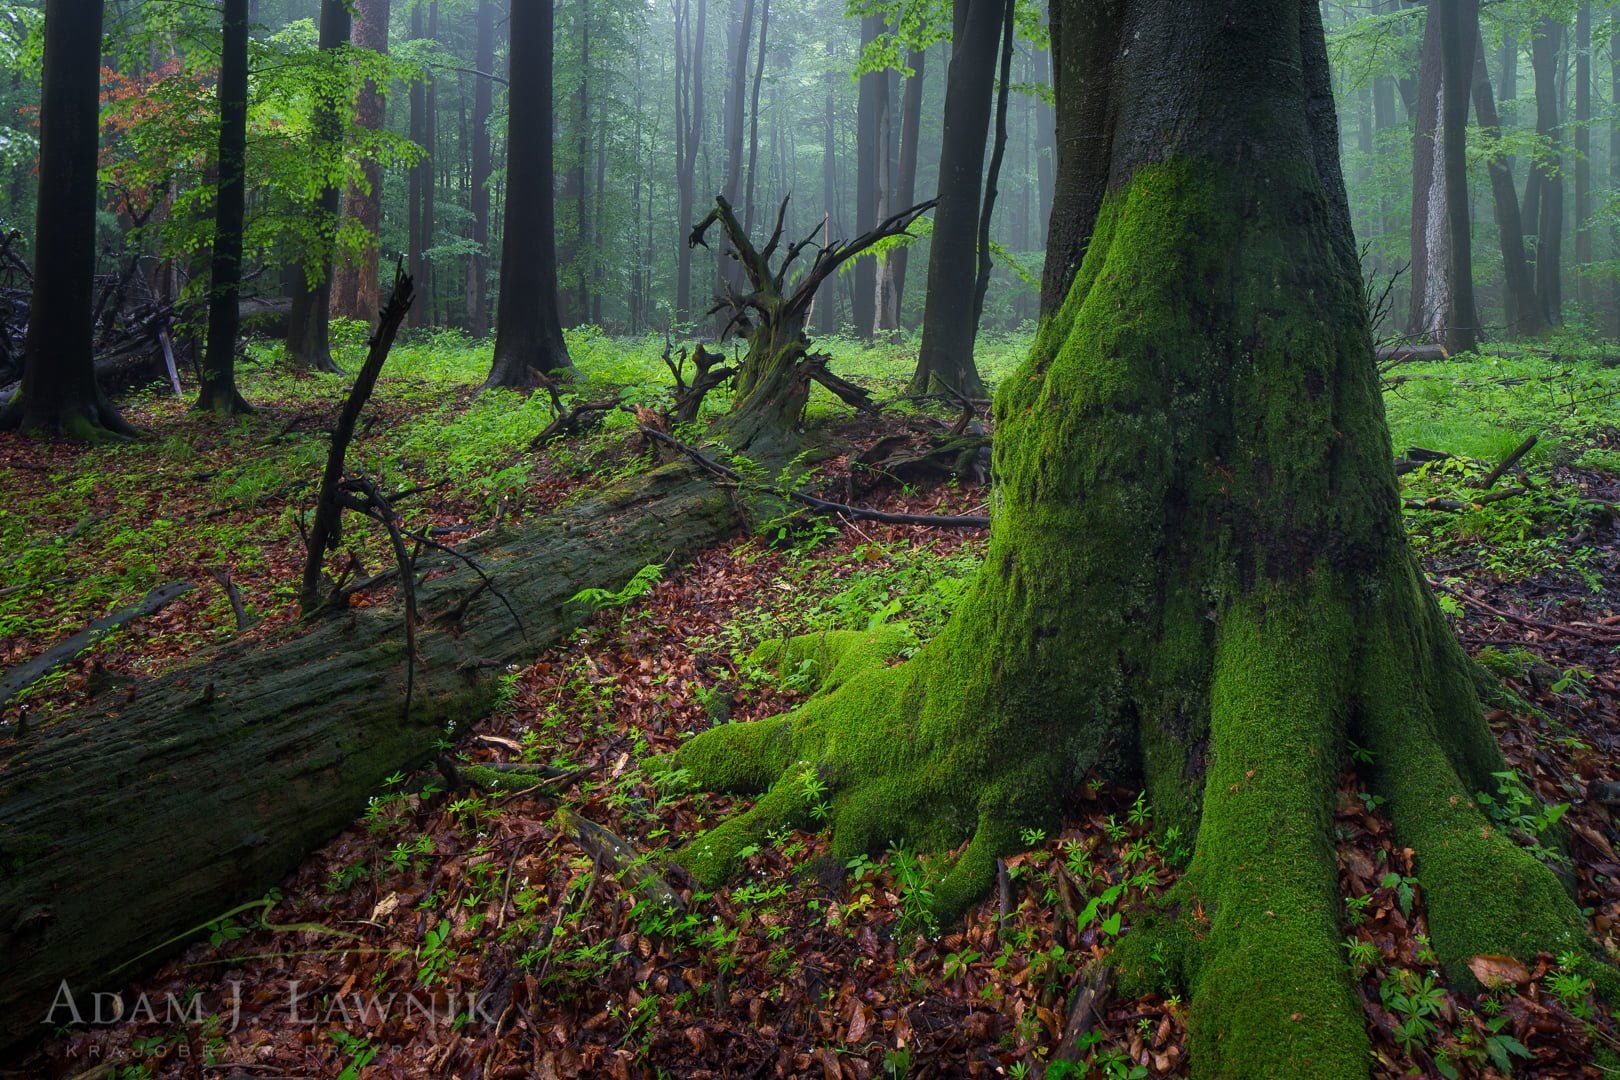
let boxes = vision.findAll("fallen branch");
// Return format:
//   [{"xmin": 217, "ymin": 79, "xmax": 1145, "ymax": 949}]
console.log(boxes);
[
  {"xmin": 1403, "ymin": 487, "xmax": 1527, "ymax": 513},
  {"xmin": 1474, "ymin": 434, "xmax": 1537, "ymax": 491},
  {"xmin": 555, "ymin": 807, "xmax": 684, "ymax": 910},
  {"xmin": 638, "ymin": 424, "xmax": 990, "ymax": 529},
  {"xmin": 0, "ymin": 581, "xmax": 194, "ymax": 711},
  {"xmin": 1432, "ymin": 582, "xmax": 1620, "ymax": 644},
  {"xmin": 1050, "ymin": 963, "xmax": 1114, "ymax": 1067}
]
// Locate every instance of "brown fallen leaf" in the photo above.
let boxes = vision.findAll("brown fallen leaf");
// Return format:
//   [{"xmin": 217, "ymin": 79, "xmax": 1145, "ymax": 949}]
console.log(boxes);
[{"xmin": 1468, "ymin": 953, "xmax": 1531, "ymax": 988}]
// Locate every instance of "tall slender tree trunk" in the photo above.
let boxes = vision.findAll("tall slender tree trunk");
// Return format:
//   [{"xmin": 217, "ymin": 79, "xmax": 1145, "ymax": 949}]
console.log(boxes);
[
  {"xmin": 407, "ymin": 2, "xmax": 425, "ymax": 327},
  {"xmin": 1531, "ymin": 16, "xmax": 1564, "ymax": 326},
  {"xmin": 673, "ymin": 0, "xmax": 706, "ymax": 325},
  {"xmin": 197, "ymin": 0, "xmax": 253, "ymax": 416},
  {"xmin": 465, "ymin": 0, "xmax": 495, "ymax": 338},
  {"xmin": 853, "ymin": 15, "xmax": 882, "ymax": 340},
  {"xmin": 419, "ymin": 1, "xmax": 439, "ymax": 327},
  {"xmin": 1472, "ymin": 30, "xmax": 1544, "ymax": 338},
  {"xmin": 2, "ymin": 0, "xmax": 132, "ymax": 436},
  {"xmin": 911, "ymin": 0, "xmax": 1003, "ymax": 396},
  {"xmin": 284, "ymin": 0, "xmax": 350, "ymax": 373},
  {"xmin": 1408, "ymin": 0, "xmax": 1479, "ymax": 353},
  {"xmin": 742, "ymin": 0, "xmax": 770, "ymax": 236},
  {"xmin": 813, "ymin": 33, "xmax": 839, "ymax": 336},
  {"xmin": 969, "ymin": 0, "xmax": 1015, "ymax": 334},
  {"xmin": 889, "ymin": 48, "xmax": 926, "ymax": 327},
  {"xmin": 1611, "ymin": 11, "xmax": 1620, "ymax": 336},
  {"xmin": 485, "ymin": 0, "xmax": 575, "ymax": 386},
  {"xmin": 871, "ymin": 51, "xmax": 898, "ymax": 335},
  {"xmin": 331, "ymin": 0, "xmax": 388, "ymax": 323},
  {"xmin": 1575, "ymin": 4, "xmax": 1592, "ymax": 313},
  {"xmin": 715, "ymin": 0, "xmax": 755, "ymax": 333}
]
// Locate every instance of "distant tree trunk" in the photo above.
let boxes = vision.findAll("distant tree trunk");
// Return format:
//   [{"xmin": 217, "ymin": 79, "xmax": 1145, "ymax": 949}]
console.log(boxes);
[
  {"xmin": 465, "ymin": 0, "xmax": 495, "ymax": 337},
  {"xmin": 970, "ymin": 0, "xmax": 1015, "ymax": 334},
  {"xmin": 813, "ymin": 33, "xmax": 839, "ymax": 336},
  {"xmin": 407, "ymin": 3, "xmax": 426, "ymax": 327},
  {"xmin": 285, "ymin": 0, "xmax": 350, "ymax": 373},
  {"xmin": 715, "ymin": 0, "xmax": 755, "ymax": 331},
  {"xmin": 1531, "ymin": 16, "xmax": 1564, "ymax": 325},
  {"xmin": 419, "ymin": 2, "xmax": 439, "ymax": 326},
  {"xmin": 197, "ymin": 0, "xmax": 253, "ymax": 416},
  {"xmin": 1, "ymin": 0, "xmax": 133, "ymax": 436},
  {"xmin": 889, "ymin": 48, "xmax": 926, "ymax": 325},
  {"xmin": 673, "ymin": 0, "xmax": 706, "ymax": 324},
  {"xmin": 1472, "ymin": 30, "xmax": 1544, "ymax": 338},
  {"xmin": 872, "ymin": 52, "xmax": 898, "ymax": 335},
  {"xmin": 912, "ymin": 0, "xmax": 1003, "ymax": 397},
  {"xmin": 485, "ymin": 0, "xmax": 575, "ymax": 386},
  {"xmin": 1575, "ymin": 4, "xmax": 1592, "ymax": 313},
  {"xmin": 742, "ymin": 0, "xmax": 770, "ymax": 237},
  {"xmin": 567, "ymin": 0, "xmax": 590, "ymax": 326},
  {"xmin": 1407, "ymin": 0, "xmax": 1478, "ymax": 353},
  {"xmin": 331, "ymin": 0, "xmax": 388, "ymax": 324},
  {"xmin": 1033, "ymin": 37, "xmax": 1055, "ymax": 248},
  {"xmin": 853, "ymin": 16, "xmax": 882, "ymax": 340},
  {"xmin": 1612, "ymin": 11, "xmax": 1620, "ymax": 336}
]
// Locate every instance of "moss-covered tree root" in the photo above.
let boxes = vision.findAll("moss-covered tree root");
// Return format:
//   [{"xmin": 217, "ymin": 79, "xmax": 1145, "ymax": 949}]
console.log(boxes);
[
  {"xmin": 0, "ymin": 462, "xmax": 735, "ymax": 1052},
  {"xmin": 663, "ymin": 153, "xmax": 1612, "ymax": 1079}
]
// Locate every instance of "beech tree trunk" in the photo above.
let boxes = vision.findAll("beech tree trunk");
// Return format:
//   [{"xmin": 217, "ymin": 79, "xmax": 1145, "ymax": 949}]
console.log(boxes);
[
  {"xmin": 1, "ymin": 0, "xmax": 133, "ymax": 437},
  {"xmin": 673, "ymin": 4, "xmax": 1611, "ymax": 1078},
  {"xmin": 284, "ymin": 0, "xmax": 350, "ymax": 374},
  {"xmin": 1531, "ymin": 16, "xmax": 1564, "ymax": 325},
  {"xmin": 197, "ymin": 0, "xmax": 253, "ymax": 416},
  {"xmin": 1575, "ymin": 4, "xmax": 1592, "ymax": 313},
  {"xmin": 1408, "ymin": 0, "xmax": 1478, "ymax": 353},
  {"xmin": 0, "ymin": 466, "xmax": 737, "ymax": 1053},
  {"xmin": 911, "ymin": 0, "xmax": 1003, "ymax": 396},
  {"xmin": 465, "ymin": 0, "xmax": 495, "ymax": 338},
  {"xmin": 1471, "ymin": 30, "xmax": 1543, "ymax": 338},
  {"xmin": 673, "ymin": 0, "xmax": 706, "ymax": 325},
  {"xmin": 331, "ymin": 0, "xmax": 389, "ymax": 324},
  {"xmin": 485, "ymin": 0, "xmax": 576, "ymax": 387}
]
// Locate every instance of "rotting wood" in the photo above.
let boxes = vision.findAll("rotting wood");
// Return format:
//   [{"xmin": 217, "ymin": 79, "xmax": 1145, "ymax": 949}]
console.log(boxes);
[
  {"xmin": 0, "ymin": 460, "xmax": 736, "ymax": 1052},
  {"xmin": 555, "ymin": 806, "xmax": 684, "ymax": 911}
]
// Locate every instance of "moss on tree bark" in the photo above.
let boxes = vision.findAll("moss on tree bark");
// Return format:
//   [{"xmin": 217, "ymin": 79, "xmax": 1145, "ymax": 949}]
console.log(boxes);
[{"xmin": 665, "ymin": 4, "xmax": 1613, "ymax": 1075}]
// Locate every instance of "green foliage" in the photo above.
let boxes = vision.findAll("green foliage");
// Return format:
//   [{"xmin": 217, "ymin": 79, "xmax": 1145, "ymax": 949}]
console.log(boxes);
[{"xmin": 567, "ymin": 562, "xmax": 665, "ymax": 614}]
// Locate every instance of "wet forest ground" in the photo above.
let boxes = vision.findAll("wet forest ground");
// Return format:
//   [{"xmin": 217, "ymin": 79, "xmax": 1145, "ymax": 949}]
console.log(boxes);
[{"xmin": 3, "ymin": 327, "xmax": 1620, "ymax": 1079}]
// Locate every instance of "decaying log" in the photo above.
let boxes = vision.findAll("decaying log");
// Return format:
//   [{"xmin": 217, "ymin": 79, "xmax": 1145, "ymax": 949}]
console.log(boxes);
[{"xmin": 0, "ymin": 461, "xmax": 738, "ymax": 1051}]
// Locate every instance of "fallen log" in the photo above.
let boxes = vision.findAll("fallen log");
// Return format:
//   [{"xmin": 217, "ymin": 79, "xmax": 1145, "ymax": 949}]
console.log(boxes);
[
  {"xmin": 0, "ymin": 581, "xmax": 195, "ymax": 713},
  {"xmin": 0, "ymin": 461, "xmax": 737, "ymax": 1051}
]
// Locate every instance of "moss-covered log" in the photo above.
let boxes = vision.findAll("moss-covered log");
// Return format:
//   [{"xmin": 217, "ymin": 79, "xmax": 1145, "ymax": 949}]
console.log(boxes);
[
  {"xmin": 665, "ymin": 4, "xmax": 1612, "ymax": 1077},
  {"xmin": 0, "ymin": 463, "xmax": 735, "ymax": 1052}
]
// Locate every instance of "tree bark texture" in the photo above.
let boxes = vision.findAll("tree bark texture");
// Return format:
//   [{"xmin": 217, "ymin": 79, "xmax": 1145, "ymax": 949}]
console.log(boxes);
[
  {"xmin": 1531, "ymin": 16, "xmax": 1564, "ymax": 325},
  {"xmin": 0, "ymin": 466, "xmax": 737, "ymax": 1052},
  {"xmin": 673, "ymin": 4, "xmax": 1610, "ymax": 1078}
]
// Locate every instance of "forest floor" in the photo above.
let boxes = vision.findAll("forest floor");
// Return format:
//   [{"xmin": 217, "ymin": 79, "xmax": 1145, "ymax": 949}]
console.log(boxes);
[{"xmin": 3, "ymin": 327, "xmax": 1620, "ymax": 1079}]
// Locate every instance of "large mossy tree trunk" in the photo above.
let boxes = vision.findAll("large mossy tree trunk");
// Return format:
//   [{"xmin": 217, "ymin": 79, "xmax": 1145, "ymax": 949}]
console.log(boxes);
[
  {"xmin": 0, "ymin": 466, "xmax": 735, "ymax": 1052},
  {"xmin": 669, "ymin": 3, "xmax": 1609, "ymax": 1077}
]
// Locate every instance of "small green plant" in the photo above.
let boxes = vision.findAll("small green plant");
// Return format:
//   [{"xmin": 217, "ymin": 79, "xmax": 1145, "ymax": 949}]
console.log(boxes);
[
  {"xmin": 1379, "ymin": 870, "xmax": 1418, "ymax": 918},
  {"xmin": 567, "ymin": 562, "xmax": 664, "ymax": 613},
  {"xmin": 1344, "ymin": 935, "xmax": 1381, "ymax": 975},
  {"xmin": 331, "ymin": 1029, "xmax": 377, "ymax": 1080},
  {"xmin": 1379, "ymin": 968, "xmax": 1447, "ymax": 1051}
]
